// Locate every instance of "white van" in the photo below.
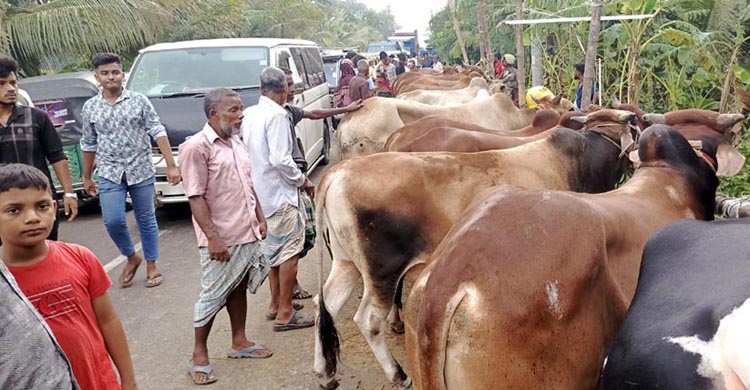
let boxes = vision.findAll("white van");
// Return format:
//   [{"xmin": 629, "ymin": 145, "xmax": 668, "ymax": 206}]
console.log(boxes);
[{"xmin": 125, "ymin": 38, "xmax": 331, "ymax": 205}]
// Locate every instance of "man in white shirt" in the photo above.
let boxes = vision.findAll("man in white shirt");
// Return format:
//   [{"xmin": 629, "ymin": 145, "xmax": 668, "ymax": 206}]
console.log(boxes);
[{"xmin": 242, "ymin": 67, "xmax": 315, "ymax": 331}]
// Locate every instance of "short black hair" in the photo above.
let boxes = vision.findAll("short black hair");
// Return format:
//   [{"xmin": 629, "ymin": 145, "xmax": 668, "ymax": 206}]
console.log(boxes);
[
  {"xmin": 379, "ymin": 51, "xmax": 387, "ymax": 60},
  {"xmin": 494, "ymin": 52, "xmax": 502, "ymax": 60},
  {"xmin": 92, "ymin": 53, "xmax": 121, "ymax": 69},
  {"xmin": 0, "ymin": 54, "xmax": 19, "ymax": 78},
  {"xmin": 0, "ymin": 164, "xmax": 50, "ymax": 195},
  {"xmin": 575, "ymin": 63, "xmax": 585, "ymax": 74},
  {"xmin": 345, "ymin": 51, "xmax": 357, "ymax": 60},
  {"xmin": 281, "ymin": 68, "xmax": 293, "ymax": 76}
]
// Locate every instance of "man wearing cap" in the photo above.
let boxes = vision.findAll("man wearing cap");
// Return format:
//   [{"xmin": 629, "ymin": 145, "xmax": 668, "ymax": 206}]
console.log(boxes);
[{"xmin": 499, "ymin": 54, "xmax": 519, "ymax": 105}]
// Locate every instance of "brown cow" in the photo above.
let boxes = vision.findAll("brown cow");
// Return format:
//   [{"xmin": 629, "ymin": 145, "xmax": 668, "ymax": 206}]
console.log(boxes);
[
  {"xmin": 397, "ymin": 77, "xmax": 491, "ymax": 106},
  {"xmin": 337, "ymin": 94, "xmax": 536, "ymax": 158},
  {"xmin": 387, "ymin": 111, "xmax": 584, "ymax": 153},
  {"xmin": 393, "ymin": 71, "xmax": 485, "ymax": 96},
  {"xmin": 404, "ymin": 123, "xmax": 745, "ymax": 390},
  {"xmin": 313, "ymin": 110, "xmax": 639, "ymax": 389}
]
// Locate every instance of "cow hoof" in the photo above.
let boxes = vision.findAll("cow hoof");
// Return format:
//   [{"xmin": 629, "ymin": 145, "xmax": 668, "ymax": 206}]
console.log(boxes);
[
  {"xmin": 391, "ymin": 321, "xmax": 405, "ymax": 334},
  {"xmin": 318, "ymin": 378, "xmax": 339, "ymax": 390}
]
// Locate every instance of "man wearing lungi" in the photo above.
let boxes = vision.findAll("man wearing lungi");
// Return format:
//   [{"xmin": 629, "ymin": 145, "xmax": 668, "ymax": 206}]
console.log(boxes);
[
  {"xmin": 180, "ymin": 88, "xmax": 272, "ymax": 385},
  {"xmin": 242, "ymin": 67, "xmax": 316, "ymax": 331}
]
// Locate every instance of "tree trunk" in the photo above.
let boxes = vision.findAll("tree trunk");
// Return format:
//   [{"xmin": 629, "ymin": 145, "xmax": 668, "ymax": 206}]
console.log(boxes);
[
  {"xmin": 581, "ymin": 0, "xmax": 603, "ymax": 111},
  {"xmin": 477, "ymin": 0, "xmax": 491, "ymax": 62},
  {"xmin": 514, "ymin": 0, "xmax": 526, "ymax": 106},
  {"xmin": 449, "ymin": 0, "xmax": 469, "ymax": 64},
  {"xmin": 531, "ymin": 38, "xmax": 544, "ymax": 87}
]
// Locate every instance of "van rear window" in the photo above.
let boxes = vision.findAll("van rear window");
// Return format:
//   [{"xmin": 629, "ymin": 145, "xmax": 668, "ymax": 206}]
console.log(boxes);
[{"xmin": 127, "ymin": 47, "xmax": 269, "ymax": 97}]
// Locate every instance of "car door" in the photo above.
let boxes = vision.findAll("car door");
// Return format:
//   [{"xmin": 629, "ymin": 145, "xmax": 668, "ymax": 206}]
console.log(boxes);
[
  {"xmin": 294, "ymin": 46, "xmax": 329, "ymax": 162},
  {"xmin": 277, "ymin": 47, "xmax": 308, "ymax": 155}
]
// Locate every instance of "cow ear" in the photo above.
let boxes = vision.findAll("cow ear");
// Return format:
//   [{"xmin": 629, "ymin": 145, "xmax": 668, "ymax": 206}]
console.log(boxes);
[
  {"xmin": 716, "ymin": 143, "xmax": 746, "ymax": 177},
  {"xmin": 552, "ymin": 95, "xmax": 562, "ymax": 105},
  {"xmin": 611, "ymin": 96, "xmax": 622, "ymax": 109}
]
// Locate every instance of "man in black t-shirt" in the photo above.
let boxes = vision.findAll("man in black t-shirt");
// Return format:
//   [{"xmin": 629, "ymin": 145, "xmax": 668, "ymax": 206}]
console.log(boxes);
[
  {"xmin": 0, "ymin": 55, "xmax": 77, "ymax": 240},
  {"xmin": 281, "ymin": 68, "xmax": 362, "ymax": 299}
]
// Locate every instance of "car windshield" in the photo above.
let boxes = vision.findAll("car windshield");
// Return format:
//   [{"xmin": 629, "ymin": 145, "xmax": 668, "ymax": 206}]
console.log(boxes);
[
  {"xmin": 367, "ymin": 42, "xmax": 399, "ymax": 53},
  {"xmin": 127, "ymin": 47, "xmax": 269, "ymax": 97},
  {"xmin": 323, "ymin": 59, "xmax": 339, "ymax": 88}
]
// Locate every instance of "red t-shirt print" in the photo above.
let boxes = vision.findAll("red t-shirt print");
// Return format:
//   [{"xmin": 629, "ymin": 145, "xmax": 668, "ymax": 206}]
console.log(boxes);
[{"xmin": 7, "ymin": 241, "xmax": 120, "ymax": 390}]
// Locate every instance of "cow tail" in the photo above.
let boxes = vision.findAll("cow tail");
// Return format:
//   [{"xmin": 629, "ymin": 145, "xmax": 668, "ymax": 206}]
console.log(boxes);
[
  {"xmin": 419, "ymin": 285, "xmax": 469, "ymax": 390},
  {"xmin": 315, "ymin": 171, "xmax": 340, "ymax": 377}
]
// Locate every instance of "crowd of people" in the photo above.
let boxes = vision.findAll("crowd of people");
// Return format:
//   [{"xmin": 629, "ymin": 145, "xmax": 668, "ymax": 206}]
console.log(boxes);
[
  {"xmin": 0, "ymin": 50, "xmax": 363, "ymax": 388},
  {"xmin": 332, "ymin": 49, "xmax": 445, "ymax": 104}
]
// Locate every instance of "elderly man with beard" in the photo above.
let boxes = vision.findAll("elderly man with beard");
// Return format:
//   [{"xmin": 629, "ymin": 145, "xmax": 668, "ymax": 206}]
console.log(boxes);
[
  {"xmin": 179, "ymin": 88, "xmax": 273, "ymax": 385},
  {"xmin": 280, "ymin": 68, "xmax": 362, "ymax": 301}
]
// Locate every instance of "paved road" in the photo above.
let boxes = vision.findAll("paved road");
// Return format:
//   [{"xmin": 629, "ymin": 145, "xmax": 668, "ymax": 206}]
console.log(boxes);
[{"xmin": 59, "ymin": 150, "xmax": 407, "ymax": 389}]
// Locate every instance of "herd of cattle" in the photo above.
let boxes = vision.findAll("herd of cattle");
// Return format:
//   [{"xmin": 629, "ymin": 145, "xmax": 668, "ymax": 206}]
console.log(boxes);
[{"xmin": 310, "ymin": 66, "xmax": 750, "ymax": 389}]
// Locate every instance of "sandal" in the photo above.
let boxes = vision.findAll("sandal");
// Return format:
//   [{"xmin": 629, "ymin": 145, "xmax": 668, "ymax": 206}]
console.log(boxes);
[
  {"xmin": 187, "ymin": 359, "xmax": 217, "ymax": 385},
  {"xmin": 227, "ymin": 343, "xmax": 273, "ymax": 359},
  {"xmin": 273, "ymin": 310, "xmax": 315, "ymax": 332},
  {"xmin": 145, "ymin": 273, "xmax": 163, "ymax": 288},
  {"xmin": 293, "ymin": 288, "xmax": 313, "ymax": 300},
  {"xmin": 119, "ymin": 257, "xmax": 142, "ymax": 288},
  {"xmin": 265, "ymin": 302, "xmax": 304, "ymax": 320}
]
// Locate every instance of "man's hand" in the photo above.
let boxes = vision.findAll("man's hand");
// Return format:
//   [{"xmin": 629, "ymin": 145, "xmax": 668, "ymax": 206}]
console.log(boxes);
[
  {"xmin": 345, "ymin": 99, "xmax": 364, "ymax": 113},
  {"xmin": 84, "ymin": 178, "xmax": 97, "ymax": 197},
  {"xmin": 166, "ymin": 166, "xmax": 181, "ymax": 185},
  {"xmin": 121, "ymin": 380, "xmax": 137, "ymax": 390},
  {"xmin": 300, "ymin": 177, "xmax": 315, "ymax": 199},
  {"xmin": 259, "ymin": 218, "xmax": 268, "ymax": 240},
  {"xmin": 63, "ymin": 197, "xmax": 78, "ymax": 221},
  {"xmin": 208, "ymin": 236, "xmax": 230, "ymax": 262}
]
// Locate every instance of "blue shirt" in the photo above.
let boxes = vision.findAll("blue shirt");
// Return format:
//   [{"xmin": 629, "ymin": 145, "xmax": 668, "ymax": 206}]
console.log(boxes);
[
  {"xmin": 575, "ymin": 83, "xmax": 598, "ymax": 110},
  {"xmin": 80, "ymin": 89, "xmax": 166, "ymax": 185}
]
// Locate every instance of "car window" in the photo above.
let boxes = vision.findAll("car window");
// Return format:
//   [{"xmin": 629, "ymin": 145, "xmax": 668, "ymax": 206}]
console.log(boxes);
[
  {"xmin": 323, "ymin": 58, "xmax": 339, "ymax": 88},
  {"xmin": 290, "ymin": 48, "xmax": 310, "ymax": 89},
  {"xmin": 301, "ymin": 48, "xmax": 326, "ymax": 88},
  {"xmin": 127, "ymin": 47, "xmax": 269, "ymax": 97}
]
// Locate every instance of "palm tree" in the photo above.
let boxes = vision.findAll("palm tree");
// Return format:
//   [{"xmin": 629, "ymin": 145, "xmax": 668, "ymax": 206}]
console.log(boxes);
[
  {"xmin": 0, "ymin": 0, "xmax": 226, "ymax": 75},
  {"xmin": 449, "ymin": 0, "xmax": 469, "ymax": 64}
]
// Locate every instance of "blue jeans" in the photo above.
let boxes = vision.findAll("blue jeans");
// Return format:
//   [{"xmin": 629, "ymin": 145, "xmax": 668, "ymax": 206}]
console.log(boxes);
[{"xmin": 98, "ymin": 174, "xmax": 159, "ymax": 261}]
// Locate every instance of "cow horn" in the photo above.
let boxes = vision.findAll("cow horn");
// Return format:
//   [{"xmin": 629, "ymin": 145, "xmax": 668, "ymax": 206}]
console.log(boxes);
[
  {"xmin": 570, "ymin": 116, "xmax": 588, "ymax": 124},
  {"xmin": 552, "ymin": 95, "xmax": 562, "ymax": 105},
  {"xmin": 619, "ymin": 112, "xmax": 637, "ymax": 123},
  {"xmin": 611, "ymin": 96, "xmax": 622, "ymax": 109},
  {"xmin": 530, "ymin": 94, "xmax": 541, "ymax": 104},
  {"xmin": 717, "ymin": 113, "xmax": 745, "ymax": 130},
  {"xmin": 642, "ymin": 113, "xmax": 665, "ymax": 125}
]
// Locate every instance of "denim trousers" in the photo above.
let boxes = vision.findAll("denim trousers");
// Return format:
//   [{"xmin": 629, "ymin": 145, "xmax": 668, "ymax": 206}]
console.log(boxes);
[{"xmin": 98, "ymin": 174, "xmax": 159, "ymax": 261}]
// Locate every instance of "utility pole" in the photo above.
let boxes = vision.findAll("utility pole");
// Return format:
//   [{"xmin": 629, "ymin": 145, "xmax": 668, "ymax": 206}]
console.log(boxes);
[
  {"xmin": 514, "ymin": 0, "xmax": 526, "ymax": 106},
  {"xmin": 581, "ymin": 0, "xmax": 603, "ymax": 111}
]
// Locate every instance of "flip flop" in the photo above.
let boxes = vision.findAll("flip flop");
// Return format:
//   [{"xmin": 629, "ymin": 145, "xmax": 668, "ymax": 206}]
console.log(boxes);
[
  {"xmin": 293, "ymin": 288, "xmax": 313, "ymax": 300},
  {"xmin": 265, "ymin": 302, "xmax": 304, "ymax": 320},
  {"xmin": 187, "ymin": 359, "xmax": 217, "ymax": 385},
  {"xmin": 273, "ymin": 310, "xmax": 315, "ymax": 332},
  {"xmin": 119, "ymin": 258, "xmax": 142, "ymax": 288},
  {"xmin": 145, "ymin": 273, "xmax": 163, "ymax": 288},
  {"xmin": 227, "ymin": 343, "xmax": 273, "ymax": 359}
]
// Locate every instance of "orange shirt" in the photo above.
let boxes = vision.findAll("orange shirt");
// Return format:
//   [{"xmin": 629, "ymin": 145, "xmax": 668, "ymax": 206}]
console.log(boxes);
[{"xmin": 8, "ymin": 241, "xmax": 119, "ymax": 390}]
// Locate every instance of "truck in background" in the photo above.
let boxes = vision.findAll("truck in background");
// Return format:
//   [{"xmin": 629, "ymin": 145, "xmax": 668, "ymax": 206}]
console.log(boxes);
[{"xmin": 388, "ymin": 30, "xmax": 419, "ymax": 56}]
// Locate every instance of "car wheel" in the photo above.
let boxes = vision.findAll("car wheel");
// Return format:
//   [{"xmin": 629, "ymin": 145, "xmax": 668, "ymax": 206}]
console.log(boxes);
[{"xmin": 321, "ymin": 119, "xmax": 331, "ymax": 165}]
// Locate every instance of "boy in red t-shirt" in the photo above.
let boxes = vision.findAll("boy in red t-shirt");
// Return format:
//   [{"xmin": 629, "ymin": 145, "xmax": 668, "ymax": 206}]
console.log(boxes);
[{"xmin": 0, "ymin": 163, "xmax": 136, "ymax": 390}]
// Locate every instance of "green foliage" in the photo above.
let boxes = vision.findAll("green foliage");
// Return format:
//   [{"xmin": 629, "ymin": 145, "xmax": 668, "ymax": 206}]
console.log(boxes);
[{"xmin": 3, "ymin": 0, "xmax": 396, "ymax": 75}]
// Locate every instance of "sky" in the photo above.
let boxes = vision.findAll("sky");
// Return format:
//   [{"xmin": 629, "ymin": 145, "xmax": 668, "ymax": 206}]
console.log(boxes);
[{"xmin": 361, "ymin": 0, "xmax": 447, "ymax": 46}]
